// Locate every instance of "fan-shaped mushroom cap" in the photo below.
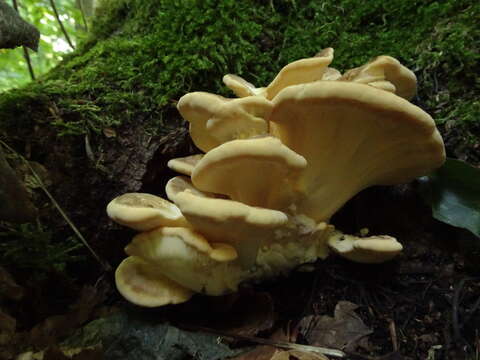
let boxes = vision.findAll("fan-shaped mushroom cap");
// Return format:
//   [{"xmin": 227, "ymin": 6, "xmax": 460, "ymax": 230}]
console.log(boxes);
[
  {"xmin": 270, "ymin": 81, "xmax": 445, "ymax": 222},
  {"xmin": 222, "ymin": 48, "xmax": 334, "ymax": 100},
  {"xmin": 106, "ymin": 193, "xmax": 188, "ymax": 231},
  {"xmin": 223, "ymin": 74, "xmax": 266, "ymax": 98},
  {"xmin": 177, "ymin": 93, "xmax": 272, "ymax": 152},
  {"xmin": 125, "ymin": 227, "xmax": 242, "ymax": 295},
  {"xmin": 174, "ymin": 191, "xmax": 289, "ymax": 266},
  {"xmin": 265, "ymin": 47, "xmax": 334, "ymax": 100},
  {"xmin": 340, "ymin": 56, "xmax": 417, "ymax": 100},
  {"xmin": 165, "ymin": 176, "xmax": 213, "ymax": 204},
  {"xmin": 167, "ymin": 154, "xmax": 203, "ymax": 176},
  {"xmin": 327, "ymin": 232, "xmax": 403, "ymax": 263},
  {"xmin": 192, "ymin": 136, "xmax": 307, "ymax": 210},
  {"xmin": 115, "ymin": 256, "xmax": 193, "ymax": 307}
]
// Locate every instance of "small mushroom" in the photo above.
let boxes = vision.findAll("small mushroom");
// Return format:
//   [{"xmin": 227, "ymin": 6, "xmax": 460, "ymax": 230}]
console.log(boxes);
[
  {"xmin": 192, "ymin": 136, "xmax": 307, "ymax": 210},
  {"xmin": 177, "ymin": 93, "xmax": 272, "ymax": 152},
  {"xmin": 165, "ymin": 176, "xmax": 213, "ymax": 204},
  {"xmin": 125, "ymin": 227, "xmax": 242, "ymax": 295},
  {"xmin": 222, "ymin": 74, "xmax": 265, "ymax": 98},
  {"xmin": 167, "ymin": 154, "xmax": 204, "ymax": 176},
  {"xmin": 115, "ymin": 256, "xmax": 193, "ymax": 307},
  {"xmin": 340, "ymin": 55, "xmax": 417, "ymax": 100},
  {"xmin": 223, "ymin": 48, "xmax": 334, "ymax": 100},
  {"xmin": 106, "ymin": 193, "xmax": 188, "ymax": 231},
  {"xmin": 327, "ymin": 232, "xmax": 403, "ymax": 263}
]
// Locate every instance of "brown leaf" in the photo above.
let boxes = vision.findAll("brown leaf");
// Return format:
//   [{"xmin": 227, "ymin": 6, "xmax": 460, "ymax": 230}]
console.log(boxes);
[
  {"xmin": 102, "ymin": 128, "xmax": 117, "ymax": 138},
  {"xmin": 229, "ymin": 326, "xmax": 291, "ymax": 360},
  {"xmin": 297, "ymin": 301, "xmax": 372, "ymax": 352}
]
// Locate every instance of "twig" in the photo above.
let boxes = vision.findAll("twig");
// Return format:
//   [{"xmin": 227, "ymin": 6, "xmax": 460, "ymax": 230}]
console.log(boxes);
[
  {"xmin": 452, "ymin": 278, "xmax": 465, "ymax": 342},
  {"xmin": 0, "ymin": 140, "xmax": 111, "ymax": 273},
  {"xmin": 388, "ymin": 318, "xmax": 399, "ymax": 352},
  {"xmin": 49, "ymin": 0, "xmax": 75, "ymax": 50},
  {"xmin": 22, "ymin": 47, "xmax": 35, "ymax": 80},
  {"xmin": 179, "ymin": 324, "xmax": 346, "ymax": 358},
  {"xmin": 77, "ymin": 0, "xmax": 89, "ymax": 32},
  {"xmin": 11, "ymin": 0, "xmax": 35, "ymax": 80}
]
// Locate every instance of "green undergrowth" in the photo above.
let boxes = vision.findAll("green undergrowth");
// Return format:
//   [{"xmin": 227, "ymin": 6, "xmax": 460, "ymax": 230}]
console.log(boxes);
[
  {"xmin": 0, "ymin": 0, "xmax": 478, "ymax": 142},
  {"xmin": 0, "ymin": 221, "xmax": 84, "ymax": 273}
]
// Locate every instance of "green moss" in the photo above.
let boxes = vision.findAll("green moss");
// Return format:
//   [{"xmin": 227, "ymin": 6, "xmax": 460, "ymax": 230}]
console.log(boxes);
[{"xmin": 0, "ymin": 0, "xmax": 478, "ymax": 142}]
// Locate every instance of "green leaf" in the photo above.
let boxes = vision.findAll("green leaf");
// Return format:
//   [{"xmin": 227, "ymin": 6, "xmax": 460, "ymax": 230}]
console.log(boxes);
[{"xmin": 419, "ymin": 158, "xmax": 480, "ymax": 237}]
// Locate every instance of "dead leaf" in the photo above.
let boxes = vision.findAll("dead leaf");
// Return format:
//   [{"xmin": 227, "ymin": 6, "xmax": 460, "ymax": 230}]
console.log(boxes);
[
  {"xmin": 230, "ymin": 327, "xmax": 291, "ymax": 360},
  {"xmin": 102, "ymin": 128, "xmax": 117, "ymax": 138},
  {"xmin": 297, "ymin": 301, "xmax": 372, "ymax": 352}
]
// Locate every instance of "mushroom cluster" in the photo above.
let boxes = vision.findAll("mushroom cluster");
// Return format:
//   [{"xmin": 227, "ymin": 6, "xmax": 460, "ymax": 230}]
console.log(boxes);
[{"xmin": 107, "ymin": 48, "xmax": 446, "ymax": 307}]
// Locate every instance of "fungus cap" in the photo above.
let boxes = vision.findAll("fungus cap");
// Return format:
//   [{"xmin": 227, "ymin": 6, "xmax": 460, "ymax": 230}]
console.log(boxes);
[
  {"xmin": 167, "ymin": 154, "xmax": 204, "ymax": 176},
  {"xmin": 340, "ymin": 56, "xmax": 417, "ymax": 100},
  {"xmin": 222, "ymin": 48, "xmax": 334, "ymax": 100},
  {"xmin": 327, "ymin": 233, "xmax": 403, "ymax": 263},
  {"xmin": 106, "ymin": 193, "xmax": 188, "ymax": 231},
  {"xmin": 115, "ymin": 256, "xmax": 193, "ymax": 307},
  {"xmin": 222, "ymin": 74, "xmax": 266, "ymax": 98},
  {"xmin": 165, "ymin": 176, "xmax": 214, "ymax": 204},
  {"xmin": 177, "ymin": 93, "xmax": 272, "ymax": 152},
  {"xmin": 192, "ymin": 136, "xmax": 307, "ymax": 210},
  {"xmin": 125, "ymin": 227, "xmax": 242, "ymax": 294},
  {"xmin": 270, "ymin": 80, "xmax": 445, "ymax": 221},
  {"xmin": 174, "ymin": 191, "xmax": 289, "ymax": 266}
]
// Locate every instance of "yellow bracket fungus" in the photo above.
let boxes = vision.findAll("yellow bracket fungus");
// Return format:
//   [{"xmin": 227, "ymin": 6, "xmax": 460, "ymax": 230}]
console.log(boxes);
[{"xmin": 107, "ymin": 48, "xmax": 445, "ymax": 306}]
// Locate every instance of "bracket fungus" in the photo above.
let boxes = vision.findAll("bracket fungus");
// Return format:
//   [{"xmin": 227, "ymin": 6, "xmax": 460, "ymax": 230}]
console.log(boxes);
[{"xmin": 107, "ymin": 48, "xmax": 446, "ymax": 306}]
